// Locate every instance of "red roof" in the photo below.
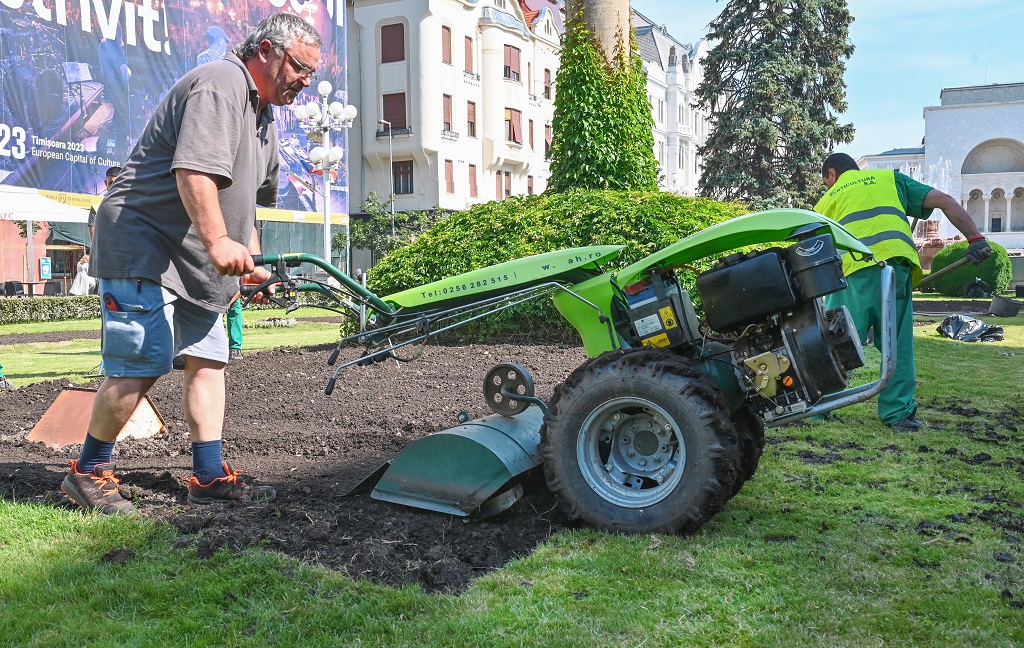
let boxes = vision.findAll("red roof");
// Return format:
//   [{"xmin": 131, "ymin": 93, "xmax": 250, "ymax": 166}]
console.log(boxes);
[{"xmin": 518, "ymin": 0, "xmax": 540, "ymax": 27}]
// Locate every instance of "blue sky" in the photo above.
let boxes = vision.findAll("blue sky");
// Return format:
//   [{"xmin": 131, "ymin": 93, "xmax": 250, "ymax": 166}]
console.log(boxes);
[{"xmin": 630, "ymin": 0, "xmax": 1022, "ymax": 159}]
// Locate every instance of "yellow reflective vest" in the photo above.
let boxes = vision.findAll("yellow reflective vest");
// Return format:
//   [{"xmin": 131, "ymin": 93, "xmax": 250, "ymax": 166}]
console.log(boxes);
[{"xmin": 814, "ymin": 169, "xmax": 922, "ymax": 285}]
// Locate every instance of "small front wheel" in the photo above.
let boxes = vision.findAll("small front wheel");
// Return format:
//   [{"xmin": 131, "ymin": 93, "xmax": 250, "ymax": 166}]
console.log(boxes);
[{"xmin": 542, "ymin": 349, "xmax": 740, "ymax": 534}]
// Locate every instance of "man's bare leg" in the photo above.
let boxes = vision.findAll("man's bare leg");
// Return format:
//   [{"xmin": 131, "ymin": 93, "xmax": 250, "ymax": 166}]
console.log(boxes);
[{"xmin": 181, "ymin": 356, "xmax": 226, "ymax": 443}]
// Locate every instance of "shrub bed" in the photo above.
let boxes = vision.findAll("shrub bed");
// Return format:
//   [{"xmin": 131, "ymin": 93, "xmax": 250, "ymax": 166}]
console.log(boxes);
[
  {"xmin": 0, "ymin": 295, "xmax": 101, "ymax": 325},
  {"xmin": 366, "ymin": 190, "xmax": 747, "ymax": 341},
  {"xmin": 926, "ymin": 240, "xmax": 1012, "ymax": 296}
]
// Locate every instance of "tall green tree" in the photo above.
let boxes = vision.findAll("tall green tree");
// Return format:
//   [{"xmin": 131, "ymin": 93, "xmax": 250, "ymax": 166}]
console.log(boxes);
[
  {"xmin": 547, "ymin": 4, "xmax": 658, "ymax": 192},
  {"xmin": 694, "ymin": 0, "xmax": 855, "ymax": 209},
  {"xmin": 337, "ymin": 192, "xmax": 446, "ymax": 267}
]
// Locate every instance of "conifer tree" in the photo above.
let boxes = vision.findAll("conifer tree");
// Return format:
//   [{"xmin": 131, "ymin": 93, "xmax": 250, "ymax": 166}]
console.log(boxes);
[{"xmin": 694, "ymin": 0, "xmax": 855, "ymax": 209}]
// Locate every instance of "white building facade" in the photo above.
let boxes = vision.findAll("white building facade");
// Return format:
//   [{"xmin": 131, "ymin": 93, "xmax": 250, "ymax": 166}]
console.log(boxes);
[
  {"xmin": 858, "ymin": 146, "xmax": 925, "ymax": 177},
  {"xmin": 632, "ymin": 11, "xmax": 712, "ymax": 196},
  {"xmin": 924, "ymin": 83, "xmax": 1024, "ymax": 255},
  {"xmin": 346, "ymin": 0, "xmax": 561, "ymax": 215},
  {"xmin": 345, "ymin": 1, "xmax": 709, "ymax": 215},
  {"xmin": 861, "ymin": 83, "xmax": 1024, "ymax": 258}
]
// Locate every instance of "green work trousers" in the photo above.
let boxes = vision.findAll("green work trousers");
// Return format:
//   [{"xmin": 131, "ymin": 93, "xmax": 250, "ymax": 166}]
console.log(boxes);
[
  {"xmin": 226, "ymin": 299, "xmax": 243, "ymax": 351},
  {"xmin": 825, "ymin": 262, "xmax": 916, "ymax": 426}
]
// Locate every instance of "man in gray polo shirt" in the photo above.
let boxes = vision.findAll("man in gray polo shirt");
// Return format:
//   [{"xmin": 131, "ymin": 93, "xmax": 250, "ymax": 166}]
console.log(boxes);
[{"xmin": 61, "ymin": 13, "xmax": 323, "ymax": 513}]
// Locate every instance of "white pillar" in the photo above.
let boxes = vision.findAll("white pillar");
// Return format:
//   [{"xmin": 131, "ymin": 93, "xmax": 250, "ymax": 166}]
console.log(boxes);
[
  {"xmin": 983, "ymin": 195, "xmax": 991, "ymax": 233},
  {"xmin": 1005, "ymin": 193, "xmax": 1013, "ymax": 233}
]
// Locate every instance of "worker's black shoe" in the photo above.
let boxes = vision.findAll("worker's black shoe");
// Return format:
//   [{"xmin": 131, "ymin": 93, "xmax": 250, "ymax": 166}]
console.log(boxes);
[
  {"xmin": 228, "ymin": 348, "xmax": 243, "ymax": 361},
  {"xmin": 61, "ymin": 460, "xmax": 137, "ymax": 515},
  {"xmin": 187, "ymin": 462, "xmax": 276, "ymax": 505},
  {"xmin": 890, "ymin": 416, "xmax": 923, "ymax": 432},
  {"xmin": 0, "ymin": 377, "xmax": 14, "ymax": 391}
]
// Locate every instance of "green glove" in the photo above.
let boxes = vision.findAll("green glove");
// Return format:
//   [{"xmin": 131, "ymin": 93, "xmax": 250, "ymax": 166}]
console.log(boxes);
[{"xmin": 966, "ymin": 237, "xmax": 992, "ymax": 265}]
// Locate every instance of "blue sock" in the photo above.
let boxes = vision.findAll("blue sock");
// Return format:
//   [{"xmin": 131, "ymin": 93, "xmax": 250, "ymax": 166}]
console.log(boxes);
[
  {"xmin": 191, "ymin": 440, "xmax": 228, "ymax": 484},
  {"xmin": 78, "ymin": 434, "xmax": 116, "ymax": 474}
]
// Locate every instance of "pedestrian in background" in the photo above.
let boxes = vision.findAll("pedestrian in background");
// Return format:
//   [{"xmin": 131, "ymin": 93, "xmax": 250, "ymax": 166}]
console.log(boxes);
[
  {"xmin": 61, "ymin": 13, "xmax": 322, "ymax": 514},
  {"xmin": 0, "ymin": 359, "xmax": 13, "ymax": 391},
  {"xmin": 227, "ymin": 296, "xmax": 244, "ymax": 360},
  {"xmin": 70, "ymin": 253, "xmax": 96, "ymax": 296},
  {"xmin": 815, "ymin": 152, "xmax": 992, "ymax": 431}
]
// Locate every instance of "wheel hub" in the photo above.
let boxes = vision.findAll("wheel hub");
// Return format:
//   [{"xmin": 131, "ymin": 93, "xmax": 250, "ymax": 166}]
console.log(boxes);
[
  {"xmin": 611, "ymin": 416, "xmax": 673, "ymax": 476},
  {"xmin": 581, "ymin": 398, "xmax": 684, "ymax": 508}
]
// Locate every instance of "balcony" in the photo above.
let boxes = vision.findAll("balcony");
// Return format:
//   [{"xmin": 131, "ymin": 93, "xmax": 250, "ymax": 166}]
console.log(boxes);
[{"xmin": 376, "ymin": 127, "xmax": 413, "ymax": 138}]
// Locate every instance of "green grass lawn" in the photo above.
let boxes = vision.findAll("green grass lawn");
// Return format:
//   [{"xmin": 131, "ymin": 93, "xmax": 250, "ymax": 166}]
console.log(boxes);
[
  {"xmin": 1, "ymin": 308, "xmax": 1022, "ymax": 646},
  {"xmin": 0, "ymin": 308, "xmax": 343, "ymax": 387}
]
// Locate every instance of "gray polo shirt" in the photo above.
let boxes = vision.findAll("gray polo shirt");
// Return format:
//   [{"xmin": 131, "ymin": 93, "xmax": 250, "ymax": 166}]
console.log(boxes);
[{"xmin": 92, "ymin": 54, "xmax": 279, "ymax": 311}]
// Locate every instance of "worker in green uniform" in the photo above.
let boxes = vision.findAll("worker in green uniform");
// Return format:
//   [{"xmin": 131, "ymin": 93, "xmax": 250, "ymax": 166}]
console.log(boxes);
[{"xmin": 815, "ymin": 153, "xmax": 993, "ymax": 431}]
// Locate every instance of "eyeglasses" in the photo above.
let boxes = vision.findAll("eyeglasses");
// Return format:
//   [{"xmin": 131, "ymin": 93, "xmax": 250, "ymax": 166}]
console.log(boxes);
[{"xmin": 284, "ymin": 50, "xmax": 318, "ymax": 80}]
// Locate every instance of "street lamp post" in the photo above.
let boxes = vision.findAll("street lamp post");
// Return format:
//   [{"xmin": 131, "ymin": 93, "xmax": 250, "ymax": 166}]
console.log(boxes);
[
  {"xmin": 377, "ymin": 119, "xmax": 396, "ymax": 236},
  {"xmin": 293, "ymin": 81, "xmax": 358, "ymax": 274}
]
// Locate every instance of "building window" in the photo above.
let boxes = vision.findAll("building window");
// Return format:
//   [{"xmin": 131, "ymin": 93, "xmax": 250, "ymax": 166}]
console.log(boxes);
[
  {"xmin": 464, "ymin": 36, "xmax": 473, "ymax": 73},
  {"xmin": 504, "ymin": 108, "xmax": 522, "ymax": 144},
  {"xmin": 382, "ymin": 93, "xmax": 407, "ymax": 129},
  {"xmin": 441, "ymin": 26, "xmax": 452, "ymax": 64},
  {"xmin": 544, "ymin": 124, "xmax": 552, "ymax": 156},
  {"xmin": 528, "ymin": 119, "xmax": 534, "ymax": 148},
  {"xmin": 381, "ymin": 24, "xmax": 405, "ymax": 63},
  {"xmin": 658, "ymin": 99, "xmax": 664, "ymax": 123},
  {"xmin": 467, "ymin": 101, "xmax": 477, "ymax": 137},
  {"xmin": 495, "ymin": 171, "xmax": 512, "ymax": 200},
  {"xmin": 527, "ymin": 175, "xmax": 534, "ymax": 196},
  {"xmin": 503, "ymin": 45, "xmax": 521, "ymax": 81},
  {"xmin": 445, "ymin": 159, "xmax": 454, "ymax": 194},
  {"xmin": 442, "ymin": 94, "xmax": 452, "ymax": 132},
  {"xmin": 394, "ymin": 161, "xmax": 413, "ymax": 195},
  {"xmin": 543, "ymin": 68, "xmax": 551, "ymax": 99},
  {"xmin": 469, "ymin": 164, "xmax": 477, "ymax": 197}
]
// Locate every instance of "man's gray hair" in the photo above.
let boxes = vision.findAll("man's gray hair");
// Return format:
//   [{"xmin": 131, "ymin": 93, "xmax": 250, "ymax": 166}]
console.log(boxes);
[{"xmin": 233, "ymin": 13, "xmax": 322, "ymax": 61}]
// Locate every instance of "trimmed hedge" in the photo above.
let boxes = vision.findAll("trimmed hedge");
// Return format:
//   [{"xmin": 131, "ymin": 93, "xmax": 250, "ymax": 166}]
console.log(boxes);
[
  {"xmin": 926, "ymin": 240, "xmax": 1012, "ymax": 297},
  {"xmin": 366, "ymin": 190, "xmax": 747, "ymax": 341},
  {"xmin": 0, "ymin": 295, "xmax": 101, "ymax": 325}
]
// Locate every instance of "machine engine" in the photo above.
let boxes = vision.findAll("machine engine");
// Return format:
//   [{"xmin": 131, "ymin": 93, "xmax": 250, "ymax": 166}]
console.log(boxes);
[{"xmin": 621, "ymin": 230, "xmax": 867, "ymax": 423}]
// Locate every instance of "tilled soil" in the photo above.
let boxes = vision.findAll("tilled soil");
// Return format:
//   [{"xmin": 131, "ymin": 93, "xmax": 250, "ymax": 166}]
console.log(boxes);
[
  {"xmin": 0, "ymin": 341, "xmax": 587, "ymax": 592},
  {"xmin": 1, "ymin": 298, "xmax": 1017, "ymax": 593}
]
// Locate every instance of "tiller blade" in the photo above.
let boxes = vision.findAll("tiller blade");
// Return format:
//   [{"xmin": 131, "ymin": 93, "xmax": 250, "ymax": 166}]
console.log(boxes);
[{"xmin": 347, "ymin": 406, "xmax": 545, "ymax": 518}]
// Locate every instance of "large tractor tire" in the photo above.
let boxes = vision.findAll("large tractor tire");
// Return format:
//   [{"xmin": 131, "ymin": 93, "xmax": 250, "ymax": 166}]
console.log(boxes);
[
  {"xmin": 541, "ymin": 348, "xmax": 741, "ymax": 534},
  {"xmin": 729, "ymin": 406, "xmax": 765, "ymax": 498}
]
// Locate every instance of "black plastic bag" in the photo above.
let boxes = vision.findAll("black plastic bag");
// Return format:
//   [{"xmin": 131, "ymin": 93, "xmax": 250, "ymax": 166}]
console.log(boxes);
[{"xmin": 936, "ymin": 314, "xmax": 1004, "ymax": 342}]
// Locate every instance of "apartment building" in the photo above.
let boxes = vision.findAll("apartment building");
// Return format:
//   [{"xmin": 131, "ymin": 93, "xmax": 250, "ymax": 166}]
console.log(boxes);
[
  {"xmin": 345, "ymin": 1, "xmax": 709, "ymax": 214},
  {"xmin": 346, "ymin": 0, "xmax": 560, "ymax": 214},
  {"xmin": 632, "ymin": 11, "xmax": 712, "ymax": 196}
]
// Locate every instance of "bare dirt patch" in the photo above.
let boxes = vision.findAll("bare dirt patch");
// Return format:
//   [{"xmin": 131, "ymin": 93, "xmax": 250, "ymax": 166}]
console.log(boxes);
[{"xmin": 0, "ymin": 340, "xmax": 587, "ymax": 592}]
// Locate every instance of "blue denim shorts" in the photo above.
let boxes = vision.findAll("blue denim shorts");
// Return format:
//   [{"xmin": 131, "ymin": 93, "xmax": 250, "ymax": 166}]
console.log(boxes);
[{"xmin": 99, "ymin": 278, "xmax": 228, "ymax": 377}]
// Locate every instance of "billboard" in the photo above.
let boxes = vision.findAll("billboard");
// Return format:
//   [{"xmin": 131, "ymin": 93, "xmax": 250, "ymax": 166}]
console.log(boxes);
[{"xmin": 0, "ymin": 0, "xmax": 348, "ymax": 220}]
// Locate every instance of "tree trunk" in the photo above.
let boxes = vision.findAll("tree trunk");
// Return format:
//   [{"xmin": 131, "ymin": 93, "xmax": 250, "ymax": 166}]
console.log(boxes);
[{"xmin": 566, "ymin": 0, "xmax": 631, "ymax": 63}]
